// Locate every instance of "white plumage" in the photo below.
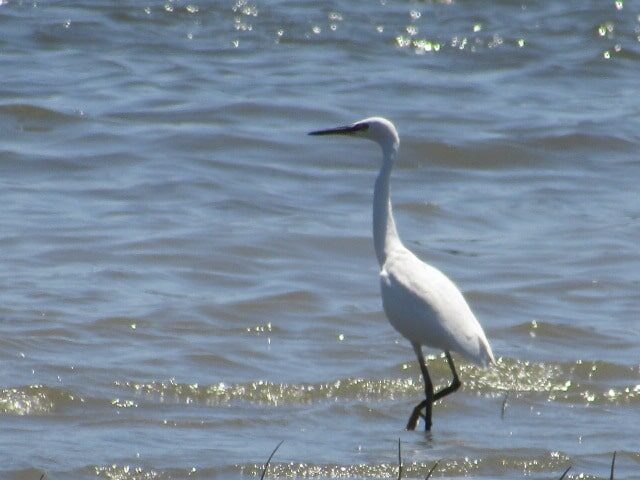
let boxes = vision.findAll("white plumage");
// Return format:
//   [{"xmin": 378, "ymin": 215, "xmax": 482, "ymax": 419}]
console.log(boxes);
[
  {"xmin": 309, "ymin": 116, "xmax": 494, "ymax": 431},
  {"xmin": 381, "ymin": 248, "xmax": 494, "ymax": 366}
]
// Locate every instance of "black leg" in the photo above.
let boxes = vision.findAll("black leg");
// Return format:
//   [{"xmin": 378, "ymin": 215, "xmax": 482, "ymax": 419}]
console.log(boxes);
[
  {"xmin": 407, "ymin": 343, "xmax": 434, "ymax": 431},
  {"xmin": 406, "ymin": 398, "xmax": 428, "ymax": 431},
  {"xmin": 406, "ymin": 349, "xmax": 462, "ymax": 431},
  {"xmin": 433, "ymin": 351, "xmax": 461, "ymax": 401}
]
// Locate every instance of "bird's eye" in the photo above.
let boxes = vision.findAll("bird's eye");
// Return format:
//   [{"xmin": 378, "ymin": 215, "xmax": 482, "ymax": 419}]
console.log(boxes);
[{"xmin": 354, "ymin": 123, "xmax": 369, "ymax": 132}]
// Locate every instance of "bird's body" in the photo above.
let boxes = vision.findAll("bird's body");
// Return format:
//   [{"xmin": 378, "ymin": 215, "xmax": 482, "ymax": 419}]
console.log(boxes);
[
  {"xmin": 380, "ymin": 247, "xmax": 494, "ymax": 365},
  {"xmin": 309, "ymin": 116, "xmax": 494, "ymax": 430}
]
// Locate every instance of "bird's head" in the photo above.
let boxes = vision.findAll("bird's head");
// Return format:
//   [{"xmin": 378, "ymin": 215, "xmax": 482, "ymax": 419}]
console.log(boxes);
[{"xmin": 308, "ymin": 117, "xmax": 400, "ymax": 154}]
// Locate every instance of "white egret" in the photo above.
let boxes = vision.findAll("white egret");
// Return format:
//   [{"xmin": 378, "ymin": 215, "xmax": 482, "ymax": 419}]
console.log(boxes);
[{"xmin": 309, "ymin": 117, "xmax": 495, "ymax": 431}]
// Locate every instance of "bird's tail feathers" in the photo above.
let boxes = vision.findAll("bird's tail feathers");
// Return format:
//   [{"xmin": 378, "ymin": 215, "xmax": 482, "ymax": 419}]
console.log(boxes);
[{"xmin": 479, "ymin": 336, "xmax": 496, "ymax": 367}]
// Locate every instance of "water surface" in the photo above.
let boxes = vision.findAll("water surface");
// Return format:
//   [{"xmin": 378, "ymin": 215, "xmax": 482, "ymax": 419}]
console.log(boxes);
[{"xmin": 1, "ymin": 0, "xmax": 639, "ymax": 478}]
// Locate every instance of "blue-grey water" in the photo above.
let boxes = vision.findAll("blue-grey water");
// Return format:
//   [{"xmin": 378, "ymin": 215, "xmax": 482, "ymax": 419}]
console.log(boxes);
[{"xmin": 1, "ymin": 1, "xmax": 639, "ymax": 479}]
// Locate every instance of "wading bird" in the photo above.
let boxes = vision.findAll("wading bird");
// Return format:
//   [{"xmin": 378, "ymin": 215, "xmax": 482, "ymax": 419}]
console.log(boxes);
[{"xmin": 309, "ymin": 117, "xmax": 494, "ymax": 431}]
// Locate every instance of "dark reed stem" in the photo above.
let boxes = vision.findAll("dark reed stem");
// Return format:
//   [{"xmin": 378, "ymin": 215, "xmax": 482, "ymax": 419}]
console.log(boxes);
[
  {"xmin": 610, "ymin": 451, "xmax": 616, "ymax": 480},
  {"xmin": 397, "ymin": 438, "xmax": 403, "ymax": 480},
  {"xmin": 558, "ymin": 465, "xmax": 572, "ymax": 480},
  {"xmin": 260, "ymin": 440, "xmax": 284, "ymax": 480},
  {"xmin": 425, "ymin": 460, "xmax": 439, "ymax": 480},
  {"xmin": 501, "ymin": 391, "xmax": 509, "ymax": 419}
]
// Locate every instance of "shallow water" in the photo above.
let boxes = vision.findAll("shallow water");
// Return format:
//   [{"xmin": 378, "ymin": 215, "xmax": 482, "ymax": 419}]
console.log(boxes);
[{"xmin": 1, "ymin": 0, "xmax": 639, "ymax": 478}]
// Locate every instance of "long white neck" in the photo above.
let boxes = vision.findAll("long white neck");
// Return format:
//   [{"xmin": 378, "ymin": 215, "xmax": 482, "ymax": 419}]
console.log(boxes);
[{"xmin": 373, "ymin": 144, "xmax": 403, "ymax": 266}]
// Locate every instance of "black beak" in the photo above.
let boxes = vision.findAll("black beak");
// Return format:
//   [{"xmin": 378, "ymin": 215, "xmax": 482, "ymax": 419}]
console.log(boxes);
[{"xmin": 308, "ymin": 123, "xmax": 368, "ymax": 136}]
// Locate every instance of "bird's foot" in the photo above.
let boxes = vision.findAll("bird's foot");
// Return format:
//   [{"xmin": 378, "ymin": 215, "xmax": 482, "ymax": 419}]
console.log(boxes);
[{"xmin": 406, "ymin": 400, "xmax": 431, "ymax": 431}]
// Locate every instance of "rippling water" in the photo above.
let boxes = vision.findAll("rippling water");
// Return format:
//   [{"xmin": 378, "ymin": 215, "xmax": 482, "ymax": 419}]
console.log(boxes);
[{"xmin": 1, "ymin": 0, "xmax": 639, "ymax": 479}]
